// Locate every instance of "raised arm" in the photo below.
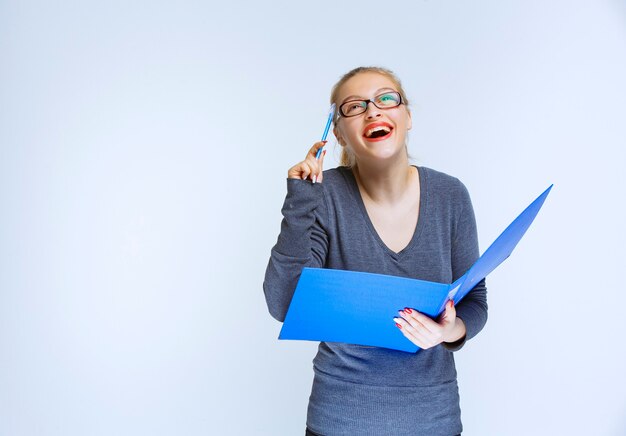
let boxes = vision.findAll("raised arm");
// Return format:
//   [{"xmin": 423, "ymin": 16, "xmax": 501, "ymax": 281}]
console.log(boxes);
[{"xmin": 263, "ymin": 142, "xmax": 330, "ymax": 322}]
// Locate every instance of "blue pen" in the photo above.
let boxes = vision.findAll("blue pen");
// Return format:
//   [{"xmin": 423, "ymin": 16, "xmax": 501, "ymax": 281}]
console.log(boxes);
[{"xmin": 312, "ymin": 103, "xmax": 336, "ymax": 184}]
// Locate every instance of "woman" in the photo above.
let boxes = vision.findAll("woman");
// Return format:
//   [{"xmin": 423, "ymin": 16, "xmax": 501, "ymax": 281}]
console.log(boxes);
[{"xmin": 263, "ymin": 66, "xmax": 488, "ymax": 435}]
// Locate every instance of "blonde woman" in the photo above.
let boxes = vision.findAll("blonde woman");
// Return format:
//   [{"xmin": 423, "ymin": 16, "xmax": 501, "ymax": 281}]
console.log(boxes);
[{"xmin": 264, "ymin": 66, "xmax": 487, "ymax": 436}]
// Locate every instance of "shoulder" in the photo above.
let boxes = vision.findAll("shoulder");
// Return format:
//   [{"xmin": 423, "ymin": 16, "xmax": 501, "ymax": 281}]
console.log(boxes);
[
  {"xmin": 419, "ymin": 166, "xmax": 465, "ymax": 191},
  {"xmin": 419, "ymin": 166, "xmax": 471, "ymax": 202},
  {"xmin": 418, "ymin": 167, "xmax": 471, "ymax": 209},
  {"xmin": 321, "ymin": 166, "xmax": 349, "ymax": 182},
  {"xmin": 319, "ymin": 166, "xmax": 353, "ymax": 194}
]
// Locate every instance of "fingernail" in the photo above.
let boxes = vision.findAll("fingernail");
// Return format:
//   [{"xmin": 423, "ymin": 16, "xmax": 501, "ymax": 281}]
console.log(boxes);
[
  {"xmin": 404, "ymin": 307, "xmax": 413, "ymax": 314},
  {"xmin": 322, "ymin": 140, "xmax": 328, "ymax": 144},
  {"xmin": 323, "ymin": 150, "xmax": 327, "ymax": 156},
  {"xmin": 395, "ymin": 323, "xmax": 402, "ymax": 329}
]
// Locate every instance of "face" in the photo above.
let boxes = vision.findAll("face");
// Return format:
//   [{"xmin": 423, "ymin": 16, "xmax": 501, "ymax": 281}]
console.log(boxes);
[{"xmin": 333, "ymin": 72, "xmax": 412, "ymax": 164}]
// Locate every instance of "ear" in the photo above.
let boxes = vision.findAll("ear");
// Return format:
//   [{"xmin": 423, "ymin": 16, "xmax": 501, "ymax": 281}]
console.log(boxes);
[
  {"xmin": 333, "ymin": 126, "xmax": 346, "ymax": 147},
  {"xmin": 406, "ymin": 110, "xmax": 412, "ymax": 131}
]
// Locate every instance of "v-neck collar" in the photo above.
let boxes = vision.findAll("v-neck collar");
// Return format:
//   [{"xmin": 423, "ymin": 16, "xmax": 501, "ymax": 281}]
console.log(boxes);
[{"xmin": 341, "ymin": 165, "xmax": 427, "ymax": 260}]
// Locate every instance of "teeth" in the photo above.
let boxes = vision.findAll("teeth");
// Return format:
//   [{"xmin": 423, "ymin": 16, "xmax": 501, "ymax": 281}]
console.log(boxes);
[{"xmin": 366, "ymin": 126, "xmax": 391, "ymax": 137}]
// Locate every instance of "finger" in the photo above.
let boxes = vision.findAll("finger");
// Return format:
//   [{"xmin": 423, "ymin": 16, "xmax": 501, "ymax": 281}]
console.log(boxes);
[
  {"xmin": 318, "ymin": 140, "xmax": 328, "ymax": 159},
  {"xmin": 398, "ymin": 310, "xmax": 439, "ymax": 343},
  {"xmin": 317, "ymin": 150, "xmax": 327, "ymax": 183},
  {"xmin": 400, "ymin": 308, "xmax": 435, "ymax": 333},
  {"xmin": 308, "ymin": 140, "xmax": 327, "ymax": 183},
  {"xmin": 288, "ymin": 162, "xmax": 304, "ymax": 180},
  {"xmin": 315, "ymin": 149, "xmax": 327, "ymax": 182},
  {"xmin": 436, "ymin": 300, "xmax": 456, "ymax": 325},
  {"xmin": 308, "ymin": 141, "xmax": 327, "ymax": 159},
  {"xmin": 300, "ymin": 162, "xmax": 311, "ymax": 180},
  {"xmin": 402, "ymin": 307, "xmax": 439, "ymax": 335},
  {"xmin": 304, "ymin": 158, "xmax": 319, "ymax": 179},
  {"xmin": 443, "ymin": 300, "xmax": 456, "ymax": 320},
  {"xmin": 394, "ymin": 317, "xmax": 434, "ymax": 349}
]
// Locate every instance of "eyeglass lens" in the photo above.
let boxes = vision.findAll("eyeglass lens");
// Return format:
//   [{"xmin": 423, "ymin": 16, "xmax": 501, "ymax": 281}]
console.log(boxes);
[{"xmin": 341, "ymin": 92, "xmax": 401, "ymax": 117}]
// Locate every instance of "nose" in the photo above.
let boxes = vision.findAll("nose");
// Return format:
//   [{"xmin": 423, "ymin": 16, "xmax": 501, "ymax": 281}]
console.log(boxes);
[{"xmin": 364, "ymin": 101, "xmax": 382, "ymax": 119}]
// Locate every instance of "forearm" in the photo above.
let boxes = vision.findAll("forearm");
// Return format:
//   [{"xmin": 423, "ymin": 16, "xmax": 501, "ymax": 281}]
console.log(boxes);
[{"xmin": 454, "ymin": 279, "xmax": 488, "ymax": 342}]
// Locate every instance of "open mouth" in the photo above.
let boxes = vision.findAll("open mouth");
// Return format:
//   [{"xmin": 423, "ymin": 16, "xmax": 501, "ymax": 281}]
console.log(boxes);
[{"xmin": 363, "ymin": 123, "xmax": 393, "ymax": 141}]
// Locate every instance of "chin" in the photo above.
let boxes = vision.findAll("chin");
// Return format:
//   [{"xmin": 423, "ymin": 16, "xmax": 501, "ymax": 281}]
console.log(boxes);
[
  {"xmin": 362, "ymin": 148, "xmax": 405, "ymax": 163},
  {"xmin": 370, "ymin": 142, "xmax": 404, "ymax": 156}
]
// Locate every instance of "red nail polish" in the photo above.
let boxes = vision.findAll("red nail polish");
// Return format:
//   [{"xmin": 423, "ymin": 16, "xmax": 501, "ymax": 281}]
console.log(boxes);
[
  {"xmin": 322, "ymin": 140, "xmax": 328, "ymax": 144},
  {"xmin": 404, "ymin": 307, "xmax": 412, "ymax": 314},
  {"xmin": 395, "ymin": 323, "xmax": 402, "ymax": 329}
]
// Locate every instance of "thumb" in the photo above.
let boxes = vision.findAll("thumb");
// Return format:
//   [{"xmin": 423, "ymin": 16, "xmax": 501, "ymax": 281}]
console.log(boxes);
[{"xmin": 444, "ymin": 300, "xmax": 456, "ymax": 321}]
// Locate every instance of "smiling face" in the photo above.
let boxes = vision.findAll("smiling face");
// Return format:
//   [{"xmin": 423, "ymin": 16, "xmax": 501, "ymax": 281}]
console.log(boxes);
[{"xmin": 333, "ymin": 72, "xmax": 412, "ymax": 166}]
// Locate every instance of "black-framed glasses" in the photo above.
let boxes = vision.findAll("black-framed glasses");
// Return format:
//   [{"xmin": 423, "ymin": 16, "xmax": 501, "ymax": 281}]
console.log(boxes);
[{"xmin": 338, "ymin": 91, "xmax": 403, "ymax": 118}]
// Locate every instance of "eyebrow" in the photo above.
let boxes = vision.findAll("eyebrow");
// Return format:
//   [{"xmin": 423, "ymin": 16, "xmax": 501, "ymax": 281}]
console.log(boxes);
[{"xmin": 340, "ymin": 87, "xmax": 397, "ymax": 104}]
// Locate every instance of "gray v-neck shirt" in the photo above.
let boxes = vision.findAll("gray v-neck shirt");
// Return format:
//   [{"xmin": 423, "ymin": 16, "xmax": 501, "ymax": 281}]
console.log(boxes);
[{"xmin": 263, "ymin": 165, "xmax": 488, "ymax": 435}]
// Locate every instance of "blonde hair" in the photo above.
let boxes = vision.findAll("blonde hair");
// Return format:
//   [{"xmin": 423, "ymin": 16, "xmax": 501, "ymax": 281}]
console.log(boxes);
[{"xmin": 330, "ymin": 66, "xmax": 411, "ymax": 167}]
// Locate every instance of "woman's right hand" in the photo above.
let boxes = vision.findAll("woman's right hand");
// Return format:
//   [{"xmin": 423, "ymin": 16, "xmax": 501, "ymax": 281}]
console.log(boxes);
[{"xmin": 288, "ymin": 141, "xmax": 327, "ymax": 183}]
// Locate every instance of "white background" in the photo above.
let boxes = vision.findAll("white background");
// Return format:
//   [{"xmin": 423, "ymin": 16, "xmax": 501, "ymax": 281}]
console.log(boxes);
[{"xmin": 1, "ymin": 0, "xmax": 625, "ymax": 434}]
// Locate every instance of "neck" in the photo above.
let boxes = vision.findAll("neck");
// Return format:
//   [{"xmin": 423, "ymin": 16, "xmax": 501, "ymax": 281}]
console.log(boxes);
[{"xmin": 352, "ymin": 155, "xmax": 415, "ymax": 205}]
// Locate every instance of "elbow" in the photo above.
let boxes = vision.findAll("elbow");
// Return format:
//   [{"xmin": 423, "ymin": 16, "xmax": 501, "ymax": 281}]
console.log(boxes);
[
  {"xmin": 268, "ymin": 307, "xmax": 286, "ymax": 323},
  {"xmin": 263, "ymin": 281, "xmax": 287, "ymax": 323}
]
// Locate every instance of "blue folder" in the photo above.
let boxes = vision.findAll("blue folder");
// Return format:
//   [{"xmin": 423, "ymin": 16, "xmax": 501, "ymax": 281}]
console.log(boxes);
[{"xmin": 279, "ymin": 185, "xmax": 553, "ymax": 352}]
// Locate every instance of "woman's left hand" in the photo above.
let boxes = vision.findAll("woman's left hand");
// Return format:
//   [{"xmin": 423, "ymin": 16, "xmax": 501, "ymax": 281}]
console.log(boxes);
[{"xmin": 393, "ymin": 300, "xmax": 465, "ymax": 350}]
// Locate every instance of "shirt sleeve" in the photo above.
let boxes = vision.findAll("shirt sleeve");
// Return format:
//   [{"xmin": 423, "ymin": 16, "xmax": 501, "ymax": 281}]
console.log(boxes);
[
  {"xmin": 442, "ymin": 182, "xmax": 488, "ymax": 352},
  {"xmin": 263, "ymin": 178, "xmax": 330, "ymax": 322}
]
